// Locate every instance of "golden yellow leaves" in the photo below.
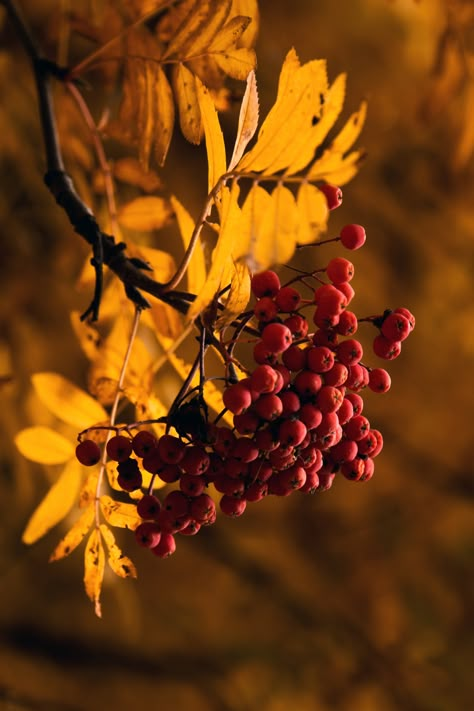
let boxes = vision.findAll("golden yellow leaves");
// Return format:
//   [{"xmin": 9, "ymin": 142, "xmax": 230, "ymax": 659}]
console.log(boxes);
[{"xmin": 112, "ymin": 0, "xmax": 257, "ymax": 168}]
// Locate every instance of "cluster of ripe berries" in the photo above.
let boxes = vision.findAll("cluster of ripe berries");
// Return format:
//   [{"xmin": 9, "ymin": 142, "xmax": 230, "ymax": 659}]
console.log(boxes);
[{"xmin": 75, "ymin": 209, "xmax": 415, "ymax": 559}]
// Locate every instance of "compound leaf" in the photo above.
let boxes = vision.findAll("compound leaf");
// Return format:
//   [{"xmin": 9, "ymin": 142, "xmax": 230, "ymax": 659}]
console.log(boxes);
[
  {"xmin": 100, "ymin": 495, "xmax": 142, "ymax": 530},
  {"xmin": 100, "ymin": 524, "xmax": 138, "ymax": 579},
  {"xmin": 49, "ymin": 503, "xmax": 95, "ymax": 562}
]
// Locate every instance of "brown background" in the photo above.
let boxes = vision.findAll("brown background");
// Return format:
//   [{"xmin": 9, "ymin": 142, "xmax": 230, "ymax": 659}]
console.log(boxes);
[{"xmin": 1, "ymin": 1, "xmax": 473, "ymax": 710}]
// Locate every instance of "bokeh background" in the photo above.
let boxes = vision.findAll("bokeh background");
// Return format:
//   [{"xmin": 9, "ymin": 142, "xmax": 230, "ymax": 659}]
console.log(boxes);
[{"xmin": 1, "ymin": 1, "xmax": 473, "ymax": 710}]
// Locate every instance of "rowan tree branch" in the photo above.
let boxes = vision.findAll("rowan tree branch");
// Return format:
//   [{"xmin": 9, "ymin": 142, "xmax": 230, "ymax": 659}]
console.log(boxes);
[{"xmin": 1, "ymin": 0, "xmax": 191, "ymax": 321}]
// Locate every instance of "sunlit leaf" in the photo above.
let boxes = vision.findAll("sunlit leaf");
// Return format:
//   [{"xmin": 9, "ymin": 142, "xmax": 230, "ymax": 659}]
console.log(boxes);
[
  {"xmin": 84, "ymin": 528, "xmax": 105, "ymax": 618},
  {"xmin": 186, "ymin": 182, "xmax": 242, "ymax": 322},
  {"xmin": 22, "ymin": 458, "xmax": 83, "ymax": 545},
  {"xmin": 258, "ymin": 184, "xmax": 298, "ymax": 266},
  {"xmin": 296, "ymin": 182, "xmax": 329, "ymax": 244},
  {"xmin": 172, "ymin": 62, "xmax": 202, "ymax": 144},
  {"xmin": 228, "ymin": 69, "xmax": 259, "ymax": 170},
  {"xmin": 100, "ymin": 524, "xmax": 137, "ymax": 579},
  {"xmin": 70, "ymin": 312, "xmax": 100, "ymax": 362},
  {"xmin": 170, "ymin": 194, "xmax": 206, "ymax": 295},
  {"xmin": 197, "ymin": 76, "xmax": 227, "ymax": 192},
  {"xmin": 118, "ymin": 196, "xmax": 173, "ymax": 232},
  {"xmin": 215, "ymin": 259, "xmax": 251, "ymax": 329},
  {"xmin": 181, "ymin": 0, "xmax": 233, "ymax": 57},
  {"xmin": 231, "ymin": 0, "xmax": 259, "ymax": 47},
  {"xmin": 133, "ymin": 245, "xmax": 176, "ymax": 282},
  {"xmin": 213, "ymin": 47, "xmax": 256, "ymax": 81},
  {"xmin": 209, "ymin": 15, "xmax": 252, "ymax": 53},
  {"xmin": 163, "ymin": 0, "xmax": 227, "ymax": 59},
  {"xmin": 79, "ymin": 469, "xmax": 99, "ymax": 508},
  {"xmin": 32, "ymin": 373, "xmax": 107, "ymax": 429},
  {"xmin": 49, "ymin": 503, "xmax": 95, "ymax": 562},
  {"xmin": 15, "ymin": 426, "xmax": 74, "ymax": 465},
  {"xmin": 100, "ymin": 495, "xmax": 142, "ymax": 530}
]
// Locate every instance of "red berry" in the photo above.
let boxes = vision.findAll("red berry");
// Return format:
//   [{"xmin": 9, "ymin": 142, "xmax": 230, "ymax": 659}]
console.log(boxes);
[
  {"xmin": 250, "ymin": 364, "xmax": 278, "ymax": 394},
  {"xmin": 163, "ymin": 490, "xmax": 190, "ymax": 518},
  {"xmin": 245, "ymin": 482, "xmax": 268, "ymax": 502},
  {"xmin": 158, "ymin": 434, "xmax": 185, "ymax": 464},
  {"xmin": 179, "ymin": 521, "xmax": 201, "ymax": 535},
  {"xmin": 232, "ymin": 437, "xmax": 259, "ymax": 463},
  {"xmin": 282, "ymin": 344, "xmax": 307, "ymax": 371},
  {"xmin": 180, "ymin": 473, "xmax": 206, "ymax": 496},
  {"xmin": 254, "ymin": 428, "xmax": 280, "ymax": 451},
  {"xmin": 275, "ymin": 286, "xmax": 302, "ymax": 312},
  {"xmin": 336, "ymin": 338, "xmax": 363, "ymax": 367},
  {"xmin": 180, "ymin": 446, "xmax": 210, "ymax": 476},
  {"xmin": 284, "ymin": 314, "xmax": 308, "ymax": 338},
  {"xmin": 381, "ymin": 312, "xmax": 411, "ymax": 342},
  {"xmin": 317, "ymin": 470, "xmax": 336, "ymax": 491},
  {"xmin": 220, "ymin": 495, "xmax": 247, "ymax": 517},
  {"xmin": 117, "ymin": 458, "xmax": 143, "ymax": 491},
  {"xmin": 359, "ymin": 457, "xmax": 375, "ymax": 482},
  {"xmin": 394, "ymin": 307, "xmax": 415, "ymax": 331},
  {"xmin": 344, "ymin": 415, "xmax": 370, "ymax": 441},
  {"xmin": 279, "ymin": 419, "xmax": 308, "ymax": 447},
  {"xmin": 306, "ymin": 346, "xmax": 334, "ymax": 373},
  {"xmin": 253, "ymin": 341, "xmax": 278, "ymax": 365},
  {"xmin": 326, "ymin": 257, "xmax": 354, "ymax": 283},
  {"xmin": 254, "ymin": 393, "xmax": 283, "ymax": 421},
  {"xmin": 324, "ymin": 362, "xmax": 348, "ymax": 387},
  {"xmin": 299, "ymin": 402, "xmax": 323, "ymax": 430},
  {"xmin": 106, "ymin": 435, "xmax": 132, "ymax": 462},
  {"xmin": 316, "ymin": 385, "xmax": 343, "ymax": 414},
  {"xmin": 261, "ymin": 323, "xmax": 293, "ymax": 354},
  {"xmin": 314, "ymin": 284, "xmax": 347, "ymax": 313},
  {"xmin": 223, "ymin": 382, "xmax": 252, "ymax": 415},
  {"xmin": 254, "ymin": 297, "xmax": 278, "ymax": 322},
  {"xmin": 293, "ymin": 370, "xmax": 323, "ymax": 397},
  {"xmin": 280, "ymin": 390, "xmax": 301, "ymax": 416},
  {"xmin": 233, "ymin": 411, "xmax": 260, "ymax": 435},
  {"xmin": 137, "ymin": 494, "xmax": 161, "ymax": 520},
  {"xmin": 319, "ymin": 183, "xmax": 343, "ymax": 210},
  {"xmin": 345, "ymin": 392, "xmax": 364, "ymax": 416},
  {"xmin": 373, "ymin": 335, "xmax": 402, "ymax": 360},
  {"xmin": 368, "ymin": 368, "xmax": 391, "ymax": 393},
  {"xmin": 135, "ymin": 522, "xmax": 161, "ymax": 548},
  {"xmin": 335, "ymin": 281, "xmax": 355, "ymax": 304},
  {"xmin": 345, "ymin": 363, "xmax": 369, "ymax": 391},
  {"xmin": 190, "ymin": 493, "xmax": 216, "ymax": 523},
  {"xmin": 151, "ymin": 532, "xmax": 176, "ymax": 558},
  {"xmin": 330, "ymin": 438, "xmax": 358, "ymax": 464},
  {"xmin": 337, "ymin": 397, "xmax": 354, "ymax": 425},
  {"xmin": 336, "ymin": 310, "xmax": 358, "ymax": 336},
  {"xmin": 251, "ymin": 270, "xmax": 281, "ymax": 298},
  {"xmin": 341, "ymin": 458, "xmax": 365, "ymax": 481},
  {"xmin": 340, "ymin": 224, "xmax": 366, "ymax": 250},
  {"xmin": 132, "ymin": 430, "xmax": 158, "ymax": 457},
  {"xmin": 76, "ymin": 439, "xmax": 101, "ymax": 466}
]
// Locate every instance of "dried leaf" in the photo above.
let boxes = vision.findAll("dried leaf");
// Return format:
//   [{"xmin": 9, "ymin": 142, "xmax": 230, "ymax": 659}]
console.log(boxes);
[
  {"xmin": 228, "ymin": 69, "xmax": 259, "ymax": 170},
  {"xmin": 32, "ymin": 373, "xmax": 107, "ymax": 429},
  {"xmin": 170, "ymin": 194, "xmax": 207, "ymax": 295},
  {"xmin": 163, "ymin": 0, "xmax": 228, "ymax": 59},
  {"xmin": 186, "ymin": 182, "xmax": 242, "ymax": 322},
  {"xmin": 196, "ymin": 76, "xmax": 227, "ymax": 191},
  {"xmin": 15, "ymin": 426, "xmax": 74, "ymax": 465},
  {"xmin": 22, "ymin": 459, "xmax": 83, "ymax": 545},
  {"xmin": 231, "ymin": 0, "xmax": 259, "ymax": 47},
  {"xmin": 172, "ymin": 62, "xmax": 202, "ymax": 144},
  {"xmin": 49, "ymin": 503, "xmax": 95, "ymax": 562},
  {"xmin": 118, "ymin": 196, "xmax": 173, "ymax": 231},
  {"xmin": 79, "ymin": 469, "xmax": 99, "ymax": 508},
  {"xmin": 100, "ymin": 495, "xmax": 142, "ymax": 530},
  {"xmin": 84, "ymin": 528, "xmax": 105, "ymax": 618},
  {"xmin": 181, "ymin": 0, "xmax": 233, "ymax": 57},
  {"xmin": 100, "ymin": 524, "xmax": 138, "ymax": 579}
]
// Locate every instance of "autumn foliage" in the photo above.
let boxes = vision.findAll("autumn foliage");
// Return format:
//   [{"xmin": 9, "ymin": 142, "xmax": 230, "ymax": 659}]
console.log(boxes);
[{"xmin": 3, "ymin": 0, "xmax": 419, "ymax": 618}]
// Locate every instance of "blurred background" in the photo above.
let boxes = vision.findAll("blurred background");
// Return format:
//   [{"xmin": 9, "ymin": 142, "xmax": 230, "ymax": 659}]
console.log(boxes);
[{"xmin": 1, "ymin": 1, "xmax": 473, "ymax": 709}]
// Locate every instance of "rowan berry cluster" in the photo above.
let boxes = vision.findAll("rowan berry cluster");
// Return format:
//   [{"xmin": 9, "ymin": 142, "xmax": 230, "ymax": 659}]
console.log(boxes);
[{"xmin": 75, "ymin": 201, "xmax": 415, "ymax": 560}]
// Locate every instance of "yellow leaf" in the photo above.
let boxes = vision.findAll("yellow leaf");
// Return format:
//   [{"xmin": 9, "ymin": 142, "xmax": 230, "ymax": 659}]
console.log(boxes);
[
  {"xmin": 213, "ymin": 47, "xmax": 256, "ymax": 81},
  {"xmin": 70, "ymin": 312, "xmax": 100, "ymax": 362},
  {"xmin": 312, "ymin": 150, "xmax": 364, "ymax": 187},
  {"xmin": 186, "ymin": 182, "xmax": 242, "ymax": 322},
  {"xmin": 32, "ymin": 373, "xmax": 107, "ymax": 429},
  {"xmin": 84, "ymin": 528, "xmax": 105, "ymax": 618},
  {"xmin": 296, "ymin": 183, "xmax": 329, "ymax": 245},
  {"xmin": 258, "ymin": 184, "xmax": 298, "ymax": 266},
  {"xmin": 49, "ymin": 503, "xmax": 95, "ymax": 562},
  {"xmin": 170, "ymin": 195, "xmax": 206, "ymax": 295},
  {"xmin": 100, "ymin": 524, "xmax": 138, "ymax": 579},
  {"xmin": 231, "ymin": 0, "xmax": 259, "ymax": 47},
  {"xmin": 79, "ymin": 469, "xmax": 99, "ymax": 508},
  {"xmin": 216, "ymin": 259, "xmax": 251, "ymax": 329},
  {"xmin": 182, "ymin": 0, "xmax": 232, "ymax": 57},
  {"xmin": 138, "ymin": 59, "xmax": 155, "ymax": 171},
  {"xmin": 118, "ymin": 196, "xmax": 173, "ymax": 232},
  {"xmin": 285, "ymin": 71, "xmax": 345, "ymax": 176},
  {"xmin": 209, "ymin": 15, "xmax": 252, "ymax": 52},
  {"xmin": 228, "ymin": 69, "xmax": 259, "ymax": 170},
  {"xmin": 162, "ymin": 0, "xmax": 218, "ymax": 59},
  {"xmin": 154, "ymin": 65, "xmax": 175, "ymax": 166},
  {"xmin": 113, "ymin": 158, "xmax": 163, "ymax": 193},
  {"xmin": 133, "ymin": 245, "xmax": 176, "ymax": 282},
  {"xmin": 15, "ymin": 426, "xmax": 74, "ymax": 465},
  {"xmin": 22, "ymin": 458, "xmax": 83, "ymax": 545},
  {"xmin": 196, "ymin": 76, "xmax": 227, "ymax": 192},
  {"xmin": 307, "ymin": 99, "xmax": 366, "ymax": 182},
  {"xmin": 100, "ymin": 495, "xmax": 142, "ymax": 530},
  {"xmin": 172, "ymin": 62, "xmax": 202, "ymax": 144}
]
